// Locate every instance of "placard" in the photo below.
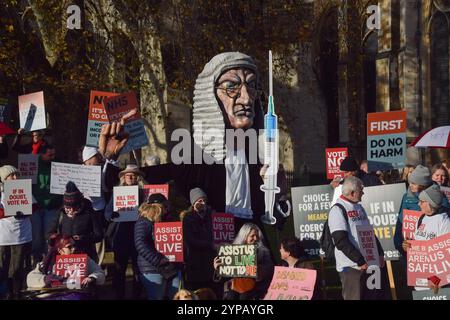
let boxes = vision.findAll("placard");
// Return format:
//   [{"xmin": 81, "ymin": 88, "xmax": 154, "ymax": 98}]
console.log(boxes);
[
  {"xmin": 18, "ymin": 91, "xmax": 46, "ymax": 131},
  {"xmin": 18, "ymin": 154, "xmax": 38, "ymax": 184},
  {"xmin": 112, "ymin": 185, "xmax": 139, "ymax": 222},
  {"xmin": 3, "ymin": 179, "xmax": 32, "ymax": 216},
  {"xmin": 154, "ymin": 221, "xmax": 183, "ymax": 262},
  {"xmin": 264, "ymin": 267, "xmax": 317, "ymax": 300},
  {"xmin": 217, "ymin": 244, "xmax": 257, "ymax": 278},
  {"xmin": 212, "ymin": 212, "xmax": 235, "ymax": 245},
  {"xmin": 50, "ymin": 162, "xmax": 101, "ymax": 197}
]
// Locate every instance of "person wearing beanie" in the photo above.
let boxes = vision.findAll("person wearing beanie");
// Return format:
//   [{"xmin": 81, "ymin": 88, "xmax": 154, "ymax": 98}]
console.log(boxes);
[
  {"xmin": 0, "ymin": 165, "xmax": 33, "ymax": 299},
  {"xmin": 46, "ymin": 181, "xmax": 103, "ymax": 262},
  {"xmin": 402, "ymin": 184, "xmax": 450, "ymax": 291},
  {"xmin": 181, "ymin": 187, "xmax": 221, "ymax": 297}
]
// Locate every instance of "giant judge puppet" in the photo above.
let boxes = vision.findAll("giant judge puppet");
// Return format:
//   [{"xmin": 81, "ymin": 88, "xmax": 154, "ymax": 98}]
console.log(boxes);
[{"xmin": 100, "ymin": 52, "xmax": 289, "ymax": 233}]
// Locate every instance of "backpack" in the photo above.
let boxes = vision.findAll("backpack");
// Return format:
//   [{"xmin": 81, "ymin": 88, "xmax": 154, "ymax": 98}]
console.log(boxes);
[{"xmin": 319, "ymin": 203, "xmax": 348, "ymax": 261}]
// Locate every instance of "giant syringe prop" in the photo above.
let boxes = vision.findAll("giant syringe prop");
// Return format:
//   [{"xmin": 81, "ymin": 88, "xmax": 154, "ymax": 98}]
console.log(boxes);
[{"xmin": 260, "ymin": 50, "xmax": 280, "ymax": 225}]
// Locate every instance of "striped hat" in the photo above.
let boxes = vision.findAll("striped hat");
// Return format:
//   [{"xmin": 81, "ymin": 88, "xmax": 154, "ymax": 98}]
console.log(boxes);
[{"xmin": 192, "ymin": 52, "xmax": 264, "ymax": 162}]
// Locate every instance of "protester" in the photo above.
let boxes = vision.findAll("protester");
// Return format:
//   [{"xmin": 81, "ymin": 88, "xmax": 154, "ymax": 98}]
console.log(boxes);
[
  {"xmin": 26, "ymin": 234, "xmax": 105, "ymax": 300},
  {"xmin": 431, "ymin": 164, "xmax": 449, "ymax": 187},
  {"xmin": 0, "ymin": 166, "xmax": 32, "ymax": 299},
  {"xmin": 331, "ymin": 157, "xmax": 382, "ymax": 189},
  {"xmin": 400, "ymin": 165, "xmax": 415, "ymax": 186},
  {"xmin": 47, "ymin": 181, "xmax": 103, "ymax": 262},
  {"xmin": 328, "ymin": 176, "xmax": 385, "ymax": 300},
  {"xmin": 279, "ymin": 237, "xmax": 321, "ymax": 300},
  {"xmin": 214, "ymin": 223, "xmax": 274, "ymax": 300},
  {"xmin": 134, "ymin": 197, "xmax": 181, "ymax": 300},
  {"xmin": 12, "ymin": 129, "xmax": 47, "ymax": 154},
  {"xmin": 31, "ymin": 144, "xmax": 62, "ymax": 263},
  {"xmin": 182, "ymin": 188, "xmax": 219, "ymax": 296},
  {"xmin": 360, "ymin": 160, "xmax": 368, "ymax": 174},
  {"xmin": 402, "ymin": 184, "xmax": 450, "ymax": 291},
  {"xmin": 104, "ymin": 164, "xmax": 144, "ymax": 299}
]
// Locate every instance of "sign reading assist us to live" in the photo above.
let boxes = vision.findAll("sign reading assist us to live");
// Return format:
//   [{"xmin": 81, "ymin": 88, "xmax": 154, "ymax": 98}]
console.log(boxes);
[{"xmin": 367, "ymin": 110, "xmax": 406, "ymax": 172}]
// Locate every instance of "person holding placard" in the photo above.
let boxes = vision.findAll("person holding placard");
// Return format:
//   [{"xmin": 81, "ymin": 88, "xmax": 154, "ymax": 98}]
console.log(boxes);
[
  {"xmin": 279, "ymin": 238, "xmax": 321, "ymax": 300},
  {"xmin": 0, "ymin": 165, "xmax": 32, "ymax": 299},
  {"xmin": 402, "ymin": 184, "xmax": 450, "ymax": 292},
  {"xmin": 26, "ymin": 234, "xmax": 105, "ymax": 300},
  {"xmin": 12, "ymin": 128, "xmax": 48, "ymax": 155},
  {"xmin": 104, "ymin": 164, "xmax": 145, "ymax": 299},
  {"xmin": 31, "ymin": 144, "xmax": 62, "ymax": 263},
  {"xmin": 181, "ymin": 188, "xmax": 219, "ymax": 297},
  {"xmin": 134, "ymin": 197, "xmax": 181, "ymax": 300},
  {"xmin": 47, "ymin": 182, "xmax": 103, "ymax": 262},
  {"xmin": 213, "ymin": 223, "xmax": 274, "ymax": 300}
]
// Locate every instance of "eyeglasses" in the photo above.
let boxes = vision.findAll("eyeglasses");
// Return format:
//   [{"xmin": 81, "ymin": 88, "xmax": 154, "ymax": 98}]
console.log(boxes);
[{"xmin": 215, "ymin": 80, "xmax": 260, "ymax": 99}]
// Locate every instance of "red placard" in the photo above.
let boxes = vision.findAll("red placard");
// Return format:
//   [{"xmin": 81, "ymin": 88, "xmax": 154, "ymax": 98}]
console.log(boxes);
[
  {"xmin": 88, "ymin": 90, "xmax": 118, "ymax": 121},
  {"xmin": 212, "ymin": 212, "xmax": 235, "ymax": 245},
  {"xmin": 325, "ymin": 147, "xmax": 348, "ymax": 179},
  {"xmin": 143, "ymin": 184, "xmax": 169, "ymax": 202},
  {"xmin": 55, "ymin": 254, "xmax": 88, "ymax": 287},
  {"xmin": 407, "ymin": 234, "xmax": 450, "ymax": 287},
  {"xmin": 367, "ymin": 110, "xmax": 407, "ymax": 136},
  {"xmin": 402, "ymin": 209, "xmax": 423, "ymax": 240},
  {"xmin": 103, "ymin": 91, "xmax": 140, "ymax": 123},
  {"xmin": 154, "ymin": 221, "xmax": 183, "ymax": 262}
]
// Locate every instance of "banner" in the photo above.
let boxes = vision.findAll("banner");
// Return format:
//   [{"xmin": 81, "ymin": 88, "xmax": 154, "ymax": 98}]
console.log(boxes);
[
  {"xmin": 86, "ymin": 90, "xmax": 118, "ymax": 147},
  {"xmin": 407, "ymin": 234, "xmax": 450, "ymax": 287},
  {"xmin": 441, "ymin": 186, "xmax": 450, "ymax": 203},
  {"xmin": 217, "ymin": 244, "xmax": 257, "ymax": 278},
  {"xmin": 212, "ymin": 212, "xmax": 235, "ymax": 245},
  {"xmin": 103, "ymin": 92, "xmax": 149, "ymax": 153},
  {"xmin": 356, "ymin": 225, "xmax": 380, "ymax": 267},
  {"xmin": 402, "ymin": 209, "xmax": 422, "ymax": 240},
  {"xmin": 291, "ymin": 185, "xmax": 333, "ymax": 257},
  {"xmin": 367, "ymin": 110, "xmax": 406, "ymax": 171},
  {"xmin": 113, "ymin": 185, "xmax": 139, "ymax": 222},
  {"xmin": 50, "ymin": 162, "xmax": 101, "ymax": 197},
  {"xmin": 412, "ymin": 288, "xmax": 450, "ymax": 300},
  {"xmin": 18, "ymin": 154, "xmax": 38, "ymax": 184},
  {"xmin": 154, "ymin": 221, "xmax": 183, "ymax": 262},
  {"xmin": 264, "ymin": 267, "xmax": 317, "ymax": 300},
  {"xmin": 3, "ymin": 179, "xmax": 32, "ymax": 216},
  {"xmin": 143, "ymin": 184, "xmax": 169, "ymax": 202},
  {"xmin": 18, "ymin": 91, "xmax": 46, "ymax": 132},
  {"xmin": 55, "ymin": 254, "xmax": 88, "ymax": 288},
  {"xmin": 360, "ymin": 183, "xmax": 406, "ymax": 260},
  {"xmin": 325, "ymin": 147, "xmax": 348, "ymax": 180}
]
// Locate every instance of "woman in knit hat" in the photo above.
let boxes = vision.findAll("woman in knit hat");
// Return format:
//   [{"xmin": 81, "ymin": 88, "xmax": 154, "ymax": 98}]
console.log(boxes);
[
  {"xmin": 46, "ymin": 181, "xmax": 103, "ymax": 262},
  {"xmin": 104, "ymin": 164, "xmax": 146, "ymax": 299},
  {"xmin": 0, "ymin": 165, "xmax": 33, "ymax": 299},
  {"xmin": 402, "ymin": 184, "xmax": 450, "ymax": 291}
]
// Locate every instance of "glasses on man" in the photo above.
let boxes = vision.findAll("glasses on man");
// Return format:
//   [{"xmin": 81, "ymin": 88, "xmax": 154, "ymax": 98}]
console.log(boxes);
[{"xmin": 215, "ymin": 80, "xmax": 260, "ymax": 99}]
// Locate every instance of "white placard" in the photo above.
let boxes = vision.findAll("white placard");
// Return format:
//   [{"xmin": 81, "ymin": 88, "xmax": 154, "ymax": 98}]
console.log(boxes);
[
  {"xmin": 113, "ymin": 185, "xmax": 139, "ymax": 222},
  {"xmin": 4, "ymin": 179, "xmax": 33, "ymax": 216},
  {"xmin": 18, "ymin": 91, "xmax": 46, "ymax": 131},
  {"xmin": 50, "ymin": 162, "xmax": 101, "ymax": 197},
  {"xmin": 18, "ymin": 154, "xmax": 38, "ymax": 184}
]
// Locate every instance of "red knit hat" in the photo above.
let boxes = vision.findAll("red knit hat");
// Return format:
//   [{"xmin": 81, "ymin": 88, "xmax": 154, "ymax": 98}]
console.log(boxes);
[{"xmin": 64, "ymin": 181, "xmax": 83, "ymax": 208}]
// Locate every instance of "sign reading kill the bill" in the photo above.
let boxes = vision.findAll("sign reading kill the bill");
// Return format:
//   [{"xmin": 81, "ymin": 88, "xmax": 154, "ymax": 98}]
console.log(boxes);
[
  {"xmin": 325, "ymin": 147, "xmax": 348, "ymax": 180},
  {"xmin": 113, "ymin": 185, "xmax": 139, "ymax": 222},
  {"xmin": 360, "ymin": 183, "xmax": 406, "ymax": 260},
  {"xmin": 217, "ymin": 244, "xmax": 257, "ymax": 278},
  {"xmin": 86, "ymin": 90, "xmax": 118, "ymax": 147},
  {"xmin": 291, "ymin": 184, "xmax": 333, "ymax": 257},
  {"xmin": 18, "ymin": 153, "xmax": 38, "ymax": 184},
  {"xmin": 18, "ymin": 91, "xmax": 47, "ymax": 132},
  {"xmin": 367, "ymin": 110, "xmax": 406, "ymax": 171},
  {"xmin": 103, "ymin": 92, "xmax": 149, "ymax": 153},
  {"xmin": 142, "ymin": 184, "xmax": 169, "ymax": 202}
]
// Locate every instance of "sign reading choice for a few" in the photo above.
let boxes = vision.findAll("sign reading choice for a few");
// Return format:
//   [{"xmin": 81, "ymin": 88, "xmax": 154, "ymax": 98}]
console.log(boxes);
[
  {"xmin": 367, "ymin": 110, "xmax": 406, "ymax": 172},
  {"xmin": 50, "ymin": 162, "xmax": 101, "ymax": 197},
  {"xmin": 356, "ymin": 225, "xmax": 380, "ymax": 267},
  {"xmin": 18, "ymin": 91, "xmax": 46, "ymax": 132},
  {"xmin": 402, "ymin": 210, "xmax": 422, "ymax": 240},
  {"xmin": 291, "ymin": 184, "xmax": 333, "ymax": 257},
  {"xmin": 18, "ymin": 154, "xmax": 38, "ymax": 184},
  {"xmin": 217, "ymin": 244, "xmax": 257, "ymax": 278},
  {"xmin": 154, "ymin": 222, "xmax": 183, "ymax": 262},
  {"xmin": 407, "ymin": 233, "xmax": 450, "ymax": 288},
  {"xmin": 113, "ymin": 185, "xmax": 139, "ymax": 222},
  {"xmin": 3, "ymin": 179, "xmax": 32, "ymax": 216},
  {"xmin": 325, "ymin": 147, "xmax": 348, "ymax": 180},
  {"xmin": 54, "ymin": 254, "xmax": 88, "ymax": 289},
  {"xmin": 412, "ymin": 288, "xmax": 450, "ymax": 300},
  {"xmin": 86, "ymin": 90, "xmax": 118, "ymax": 147},
  {"xmin": 212, "ymin": 212, "xmax": 235, "ymax": 245},
  {"xmin": 264, "ymin": 267, "xmax": 317, "ymax": 300}
]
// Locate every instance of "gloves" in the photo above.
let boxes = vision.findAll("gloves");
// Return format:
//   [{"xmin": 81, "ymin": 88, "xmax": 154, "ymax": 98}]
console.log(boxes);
[
  {"xmin": 14, "ymin": 211, "xmax": 28, "ymax": 220},
  {"xmin": 111, "ymin": 211, "xmax": 120, "ymax": 219}
]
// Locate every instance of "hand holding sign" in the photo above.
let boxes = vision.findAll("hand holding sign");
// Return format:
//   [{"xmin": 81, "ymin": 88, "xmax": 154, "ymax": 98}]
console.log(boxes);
[{"xmin": 98, "ymin": 115, "xmax": 130, "ymax": 160}]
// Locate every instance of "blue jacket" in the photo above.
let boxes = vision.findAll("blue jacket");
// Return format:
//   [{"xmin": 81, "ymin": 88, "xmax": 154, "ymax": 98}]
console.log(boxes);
[
  {"xmin": 134, "ymin": 217, "xmax": 166, "ymax": 274},
  {"xmin": 394, "ymin": 185, "xmax": 450, "ymax": 256}
]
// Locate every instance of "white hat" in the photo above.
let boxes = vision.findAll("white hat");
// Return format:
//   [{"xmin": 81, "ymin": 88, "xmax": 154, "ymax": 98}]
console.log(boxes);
[{"xmin": 82, "ymin": 146, "xmax": 99, "ymax": 162}]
